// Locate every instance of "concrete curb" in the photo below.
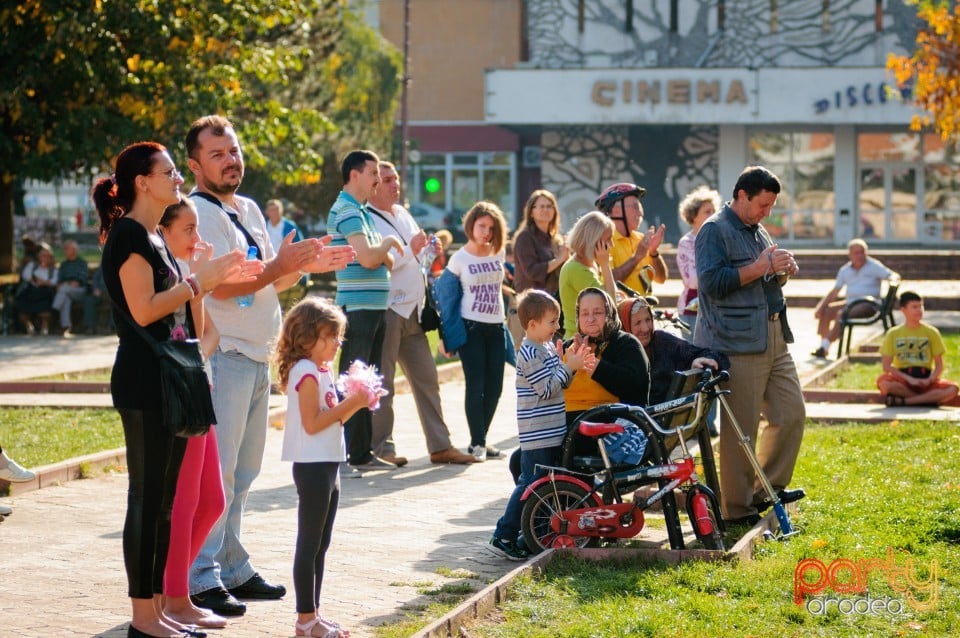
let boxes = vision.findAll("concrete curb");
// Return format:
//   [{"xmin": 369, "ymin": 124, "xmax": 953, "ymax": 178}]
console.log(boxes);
[
  {"xmin": 414, "ymin": 502, "xmax": 798, "ymax": 637},
  {"xmin": 0, "ymin": 381, "xmax": 110, "ymax": 393},
  {"xmin": 1, "ymin": 447, "xmax": 126, "ymax": 496},
  {"xmin": 412, "ymin": 551, "xmax": 555, "ymax": 638}
]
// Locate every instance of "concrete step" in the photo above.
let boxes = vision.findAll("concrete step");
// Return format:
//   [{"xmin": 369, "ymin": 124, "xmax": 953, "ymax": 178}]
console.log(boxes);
[
  {"xmin": 649, "ymin": 279, "xmax": 960, "ymax": 310},
  {"xmin": 658, "ymin": 247, "xmax": 960, "ymax": 281}
]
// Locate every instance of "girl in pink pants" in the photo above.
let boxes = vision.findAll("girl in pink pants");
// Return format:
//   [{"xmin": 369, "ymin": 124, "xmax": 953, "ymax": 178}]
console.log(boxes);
[{"xmin": 159, "ymin": 198, "xmax": 228, "ymax": 629}]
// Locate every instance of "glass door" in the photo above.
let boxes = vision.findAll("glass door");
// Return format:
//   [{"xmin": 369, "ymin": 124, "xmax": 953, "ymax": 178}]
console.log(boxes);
[
  {"xmin": 857, "ymin": 165, "xmax": 917, "ymax": 241},
  {"xmin": 857, "ymin": 132, "xmax": 920, "ymax": 243}
]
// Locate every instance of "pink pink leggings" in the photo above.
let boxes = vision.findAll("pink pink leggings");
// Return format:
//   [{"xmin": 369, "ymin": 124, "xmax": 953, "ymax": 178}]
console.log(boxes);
[{"xmin": 163, "ymin": 429, "xmax": 225, "ymax": 597}]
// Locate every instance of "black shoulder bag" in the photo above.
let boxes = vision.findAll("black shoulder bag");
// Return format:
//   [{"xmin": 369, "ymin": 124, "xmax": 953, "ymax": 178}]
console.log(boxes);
[{"xmin": 111, "ymin": 271, "xmax": 216, "ymax": 438}]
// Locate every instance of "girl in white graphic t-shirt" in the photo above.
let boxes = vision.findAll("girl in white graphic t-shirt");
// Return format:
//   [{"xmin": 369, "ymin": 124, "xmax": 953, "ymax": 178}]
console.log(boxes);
[
  {"xmin": 276, "ymin": 298, "xmax": 368, "ymax": 638},
  {"xmin": 441, "ymin": 202, "xmax": 509, "ymax": 462}
]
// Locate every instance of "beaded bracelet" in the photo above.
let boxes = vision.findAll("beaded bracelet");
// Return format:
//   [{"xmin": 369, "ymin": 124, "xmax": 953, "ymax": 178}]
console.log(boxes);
[{"xmin": 184, "ymin": 275, "xmax": 201, "ymax": 297}]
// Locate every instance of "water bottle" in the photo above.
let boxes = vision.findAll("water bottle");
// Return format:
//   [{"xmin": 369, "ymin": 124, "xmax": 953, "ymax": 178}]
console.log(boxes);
[
  {"xmin": 419, "ymin": 235, "xmax": 438, "ymax": 277},
  {"xmin": 236, "ymin": 245, "xmax": 258, "ymax": 308}
]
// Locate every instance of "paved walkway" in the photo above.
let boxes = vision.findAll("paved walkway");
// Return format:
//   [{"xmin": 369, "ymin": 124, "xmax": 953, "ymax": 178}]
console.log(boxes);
[{"xmin": 1, "ymin": 306, "xmax": 958, "ymax": 637}]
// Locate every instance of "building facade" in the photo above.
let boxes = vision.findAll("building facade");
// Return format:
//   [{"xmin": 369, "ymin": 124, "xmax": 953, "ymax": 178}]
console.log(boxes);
[
  {"xmin": 486, "ymin": 0, "xmax": 959, "ymax": 245},
  {"xmin": 376, "ymin": 0, "xmax": 529, "ymax": 230},
  {"xmin": 379, "ymin": 0, "xmax": 958, "ymax": 247}
]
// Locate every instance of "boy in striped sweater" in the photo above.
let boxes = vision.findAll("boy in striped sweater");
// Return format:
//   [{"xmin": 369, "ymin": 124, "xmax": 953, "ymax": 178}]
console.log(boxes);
[{"xmin": 488, "ymin": 290, "xmax": 596, "ymax": 560}]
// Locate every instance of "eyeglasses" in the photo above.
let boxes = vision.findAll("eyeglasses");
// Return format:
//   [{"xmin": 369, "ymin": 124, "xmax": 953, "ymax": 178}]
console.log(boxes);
[
  {"xmin": 152, "ymin": 167, "xmax": 183, "ymax": 180},
  {"xmin": 533, "ymin": 203, "xmax": 555, "ymax": 210}
]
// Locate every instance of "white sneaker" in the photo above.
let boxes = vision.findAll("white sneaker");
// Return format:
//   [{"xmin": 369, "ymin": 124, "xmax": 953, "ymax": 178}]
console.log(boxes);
[
  {"xmin": 0, "ymin": 503, "xmax": 11, "ymax": 516},
  {"xmin": 469, "ymin": 445, "xmax": 487, "ymax": 462},
  {"xmin": 339, "ymin": 462, "xmax": 363, "ymax": 479},
  {"xmin": 0, "ymin": 456, "xmax": 36, "ymax": 483}
]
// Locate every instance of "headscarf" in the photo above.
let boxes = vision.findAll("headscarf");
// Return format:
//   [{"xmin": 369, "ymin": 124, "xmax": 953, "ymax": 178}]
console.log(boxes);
[
  {"xmin": 617, "ymin": 297, "xmax": 651, "ymax": 335},
  {"xmin": 575, "ymin": 287, "xmax": 621, "ymax": 345}
]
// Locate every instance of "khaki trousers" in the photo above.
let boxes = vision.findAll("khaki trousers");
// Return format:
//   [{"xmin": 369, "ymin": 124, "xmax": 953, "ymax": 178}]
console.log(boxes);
[
  {"xmin": 371, "ymin": 307, "xmax": 456, "ymax": 456},
  {"xmin": 719, "ymin": 319, "xmax": 805, "ymax": 519}
]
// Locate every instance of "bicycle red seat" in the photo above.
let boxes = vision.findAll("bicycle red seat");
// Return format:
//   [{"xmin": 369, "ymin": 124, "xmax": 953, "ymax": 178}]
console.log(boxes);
[{"xmin": 578, "ymin": 421, "xmax": 624, "ymax": 437}]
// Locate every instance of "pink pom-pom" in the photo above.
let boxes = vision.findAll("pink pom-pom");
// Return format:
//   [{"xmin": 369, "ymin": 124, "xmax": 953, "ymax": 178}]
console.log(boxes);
[
  {"xmin": 170, "ymin": 324, "xmax": 188, "ymax": 342},
  {"xmin": 336, "ymin": 360, "xmax": 389, "ymax": 411}
]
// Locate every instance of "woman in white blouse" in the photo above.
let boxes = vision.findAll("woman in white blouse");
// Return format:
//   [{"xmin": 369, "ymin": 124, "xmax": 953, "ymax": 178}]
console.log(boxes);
[
  {"xmin": 675, "ymin": 186, "xmax": 721, "ymax": 340},
  {"xmin": 439, "ymin": 202, "xmax": 509, "ymax": 462}
]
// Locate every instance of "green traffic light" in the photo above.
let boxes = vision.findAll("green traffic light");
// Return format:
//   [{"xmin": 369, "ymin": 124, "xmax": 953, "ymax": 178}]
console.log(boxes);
[{"xmin": 425, "ymin": 177, "xmax": 441, "ymax": 194}]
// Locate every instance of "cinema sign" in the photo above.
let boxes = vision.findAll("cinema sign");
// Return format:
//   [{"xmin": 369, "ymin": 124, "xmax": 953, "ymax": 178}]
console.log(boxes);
[
  {"xmin": 484, "ymin": 68, "xmax": 912, "ymax": 125},
  {"xmin": 485, "ymin": 68, "xmax": 755, "ymax": 124},
  {"xmin": 591, "ymin": 78, "xmax": 749, "ymax": 107}
]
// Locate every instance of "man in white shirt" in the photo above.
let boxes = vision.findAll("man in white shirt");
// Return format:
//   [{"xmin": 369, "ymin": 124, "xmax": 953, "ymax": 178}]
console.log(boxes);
[
  {"xmin": 812, "ymin": 239, "xmax": 899, "ymax": 358},
  {"xmin": 367, "ymin": 161, "xmax": 477, "ymax": 466},
  {"xmin": 184, "ymin": 115, "xmax": 353, "ymax": 617}
]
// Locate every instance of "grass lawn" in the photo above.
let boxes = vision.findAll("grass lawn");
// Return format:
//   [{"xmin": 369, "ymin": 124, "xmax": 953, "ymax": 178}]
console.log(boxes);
[
  {"xmin": 828, "ymin": 332, "xmax": 960, "ymax": 391},
  {"xmin": 28, "ymin": 368, "xmax": 113, "ymax": 382},
  {"xmin": 26, "ymin": 332, "xmax": 456, "ymax": 383},
  {"xmin": 0, "ymin": 407, "xmax": 123, "ymax": 468},
  {"xmin": 408, "ymin": 419, "xmax": 960, "ymax": 638},
  {"xmin": 4, "ymin": 332, "xmax": 457, "ymax": 467}
]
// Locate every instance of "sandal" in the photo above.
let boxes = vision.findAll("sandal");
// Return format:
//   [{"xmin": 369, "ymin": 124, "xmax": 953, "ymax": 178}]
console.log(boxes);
[
  {"xmin": 320, "ymin": 617, "xmax": 350, "ymax": 637},
  {"xmin": 884, "ymin": 394, "xmax": 906, "ymax": 407},
  {"xmin": 295, "ymin": 618, "xmax": 347, "ymax": 638}
]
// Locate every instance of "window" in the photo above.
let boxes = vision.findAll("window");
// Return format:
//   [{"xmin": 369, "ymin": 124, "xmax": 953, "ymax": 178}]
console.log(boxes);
[
  {"xmin": 407, "ymin": 152, "xmax": 517, "ymax": 230},
  {"xmin": 857, "ymin": 131, "xmax": 925, "ymax": 241},
  {"xmin": 922, "ymin": 134, "xmax": 960, "ymax": 241},
  {"xmin": 749, "ymin": 132, "xmax": 836, "ymax": 241}
]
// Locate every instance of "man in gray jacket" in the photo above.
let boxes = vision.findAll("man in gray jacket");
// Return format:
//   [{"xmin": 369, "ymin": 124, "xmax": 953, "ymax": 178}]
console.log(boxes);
[{"xmin": 694, "ymin": 166, "xmax": 806, "ymax": 526}]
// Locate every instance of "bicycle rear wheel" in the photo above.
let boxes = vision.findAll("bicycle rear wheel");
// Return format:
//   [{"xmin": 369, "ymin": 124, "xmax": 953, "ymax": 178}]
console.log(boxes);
[{"xmin": 520, "ymin": 482, "xmax": 600, "ymax": 554}]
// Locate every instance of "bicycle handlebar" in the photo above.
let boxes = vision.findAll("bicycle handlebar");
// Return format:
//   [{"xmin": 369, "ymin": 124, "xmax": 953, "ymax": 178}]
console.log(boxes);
[
  {"xmin": 628, "ymin": 369, "xmax": 726, "ymax": 439},
  {"xmin": 695, "ymin": 369, "xmax": 728, "ymax": 392}
]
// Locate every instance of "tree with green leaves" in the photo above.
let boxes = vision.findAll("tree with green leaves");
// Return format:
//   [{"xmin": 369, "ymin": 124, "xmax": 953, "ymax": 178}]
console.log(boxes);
[
  {"xmin": 888, "ymin": 0, "xmax": 960, "ymax": 142},
  {"xmin": 255, "ymin": 7, "xmax": 403, "ymax": 225},
  {"xmin": 1, "ymin": 0, "xmax": 400, "ymax": 274}
]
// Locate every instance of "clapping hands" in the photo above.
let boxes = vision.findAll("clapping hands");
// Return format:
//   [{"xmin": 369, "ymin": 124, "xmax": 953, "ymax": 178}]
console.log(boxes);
[
  {"xmin": 560, "ymin": 338, "xmax": 597, "ymax": 375},
  {"xmin": 192, "ymin": 243, "xmax": 262, "ymax": 291}
]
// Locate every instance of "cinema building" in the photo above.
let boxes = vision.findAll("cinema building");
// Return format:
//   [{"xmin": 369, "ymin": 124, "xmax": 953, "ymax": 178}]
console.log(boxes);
[{"xmin": 378, "ymin": 0, "xmax": 958, "ymax": 247}]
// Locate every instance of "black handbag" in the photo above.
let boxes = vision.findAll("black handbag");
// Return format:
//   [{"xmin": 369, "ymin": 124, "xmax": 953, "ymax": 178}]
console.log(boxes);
[
  {"xmin": 419, "ymin": 284, "xmax": 441, "ymax": 332},
  {"xmin": 112, "ymin": 290, "xmax": 216, "ymax": 438}
]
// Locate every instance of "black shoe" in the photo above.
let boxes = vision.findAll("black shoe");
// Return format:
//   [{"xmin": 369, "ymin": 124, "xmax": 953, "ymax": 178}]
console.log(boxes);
[
  {"xmin": 756, "ymin": 488, "xmax": 807, "ymax": 512},
  {"xmin": 128, "ymin": 627, "xmax": 201, "ymax": 638},
  {"xmin": 811, "ymin": 347, "xmax": 828, "ymax": 359},
  {"xmin": 228, "ymin": 572, "xmax": 286, "ymax": 600},
  {"xmin": 190, "ymin": 587, "xmax": 247, "ymax": 616},
  {"xmin": 723, "ymin": 513, "xmax": 761, "ymax": 527}
]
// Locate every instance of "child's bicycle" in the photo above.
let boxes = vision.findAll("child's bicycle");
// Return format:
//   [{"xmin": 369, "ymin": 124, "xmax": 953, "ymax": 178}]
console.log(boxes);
[{"xmin": 519, "ymin": 369, "xmax": 727, "ymax": 553}]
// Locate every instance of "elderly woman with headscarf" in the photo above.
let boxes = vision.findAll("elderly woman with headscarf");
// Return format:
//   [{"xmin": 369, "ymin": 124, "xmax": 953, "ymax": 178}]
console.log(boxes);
[
  {"xmin": 618, "ymin": 297, "xmax": 729, "ymax": 406},
  {"xmin": 564, "ymin": 287, "xmax": 650, "ymax": 424}
]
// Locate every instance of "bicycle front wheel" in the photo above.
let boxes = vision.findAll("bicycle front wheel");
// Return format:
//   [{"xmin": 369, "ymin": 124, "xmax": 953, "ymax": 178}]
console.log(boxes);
[{"xmin": 520, "ymin": 481, "xmax": 600, "ymax": 555}]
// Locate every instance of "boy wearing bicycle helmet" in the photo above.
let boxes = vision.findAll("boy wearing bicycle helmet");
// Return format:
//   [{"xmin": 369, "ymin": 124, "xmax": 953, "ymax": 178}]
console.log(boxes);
[{"xmin": 595, "ymin": 182, "xmax": 668, "ymax": 295}]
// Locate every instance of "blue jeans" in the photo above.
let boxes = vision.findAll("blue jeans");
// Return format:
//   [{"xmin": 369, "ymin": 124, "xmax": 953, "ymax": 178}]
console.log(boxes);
[
  {"xmin": 189, "ymin": 349, "xmax": 271, "ymax": 593},
  {"xmin": 494, "ymin": 446, "xmax": 561, "ymax": 543},
  {"xmin": 458, "ymin": 320, "xmax": 505, "ymax": 448},
  {"xmin": 339, "ymin": 309, "xmax": 386, "ymax": 465}
]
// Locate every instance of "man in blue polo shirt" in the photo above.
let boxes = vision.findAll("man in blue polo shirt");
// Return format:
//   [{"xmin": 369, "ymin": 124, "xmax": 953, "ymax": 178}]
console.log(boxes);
[{"xmin": 328, "ymin": 149, "xmax": 404, "ymax": 470}]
